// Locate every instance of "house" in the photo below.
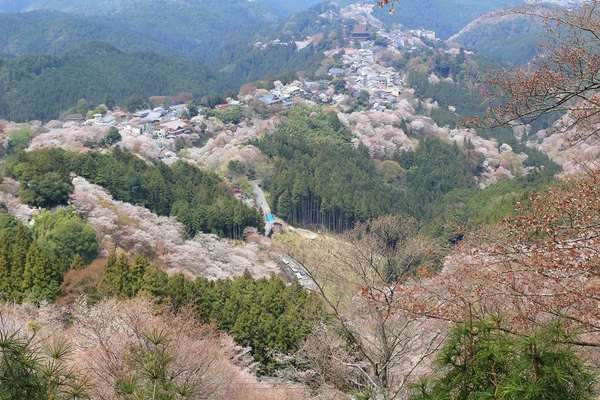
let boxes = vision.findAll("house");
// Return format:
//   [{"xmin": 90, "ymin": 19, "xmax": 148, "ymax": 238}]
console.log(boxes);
[
  {"xmin": 134, "ymin": 110, "xmax": 150, "ymax": 118},
  {"xmin": 156, "ymin": 119, "xmax": 191, "ymax": 138},
  {"xmin": 282, "ymin": 86, "xmax": 302, "ymax": 96},
  {"xmin": 350, "ymin": 25, "xmax": 371, "ymax": 41},
  {"xmin": 144, "ymin": 112, "xmax": 162, "ymax": 123},
  {"xmin": 64, "ymin": 113, "xmax": 85, "ymax": 122},
  {"xmin": 258, "ymin": 94, "xmax": 281, "ymax": 106},
  {"xmin": 153, "ymin": 107, "xmax": 167, "ymax": 116},
  {"xmin": 99, "ymin": 115, "xmax": 116, "ymax": 126},
  {"xmin": 216, "ymin": 103, "xmax": 230, "ymax": 109},
  {"xmin": 271, "ymin": 221, "xmax": 284, "ymax": 235},
  {"xmin": 170, "ymin": 104, "xmax": 187, "ymax": 114},
  {"xmin": 411, "ymin": 29, "xmax": 436, "ymax": 40},
  {"xmin": 328, "ymin": 67, "xmax": 346, "ymax": 76}
]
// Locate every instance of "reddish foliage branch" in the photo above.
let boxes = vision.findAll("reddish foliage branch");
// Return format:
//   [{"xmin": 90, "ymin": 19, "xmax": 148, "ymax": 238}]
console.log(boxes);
[
  {"xmin": 471, "ymin": 1, "xmax": 600, "ymax": 145},
  {"xmin": 370, "ymin": 176, "xmax": 600, "ymax": 347}
]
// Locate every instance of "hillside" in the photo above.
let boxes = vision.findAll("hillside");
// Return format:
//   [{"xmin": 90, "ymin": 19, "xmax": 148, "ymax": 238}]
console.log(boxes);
[
  {"xmin": 0, "ymin": 41, "xmax": 219, "ymax": 122},
  {"xmin": 371, "ymin": 0, "xmax": 522, "ymax": 39},
  {"xmin": 0, "ymin": 10, "xmax": 174, "ymax": 57},
  {"xmin": 449, "ymin": 11, "xmax": 545, "ymax": 64},
  {"xmin": 2, "ymin": 0, "xmax": 325, "ymax": 17}
]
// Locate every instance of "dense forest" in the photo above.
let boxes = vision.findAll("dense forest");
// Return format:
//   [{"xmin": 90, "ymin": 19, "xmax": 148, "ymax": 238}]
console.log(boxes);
[
  {"xmin": 0, "ymin": 10, "xmax": 173, "ymax": 57},
  {"xmin": 0, "ymin": 209, "xmax": 97, "ymax": 302},
  {"xmin": 255, "ymin": 109, "xmax": 404, "ymax": 231},
  {"xmin": 255, "ymin": 110, "xmax": 491, "ymax": 230},
  {"xmin": 102, "ymin": 254, "xmax": 322, "ymax": 373},
  {"xmin": 0, "ymin": 42, "xmax": 219, "ymax": 122},
  {"xmin": 6, "ymin": 148, "xmax": 263, "ymax": 239}
]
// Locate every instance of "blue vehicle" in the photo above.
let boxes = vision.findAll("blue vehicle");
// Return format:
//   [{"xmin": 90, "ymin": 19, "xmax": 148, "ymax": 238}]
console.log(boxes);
[{"xmin": 266, "ymin": 213, "xmax": 275, "ymax": 223}]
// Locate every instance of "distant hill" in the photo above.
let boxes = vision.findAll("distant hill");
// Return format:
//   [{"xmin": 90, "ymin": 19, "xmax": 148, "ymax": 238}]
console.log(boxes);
[
  {"xmin": 0, "ymin": 10, "xmax": 174, "ymax": 57},
  {"xmin": 372, "ymin": 0, "xmax": 523, "ymax": 39},
  {"xmin": 0, "ymin": 0, "xmax": 324, "ymax": 18},
  {"xmin": 0, "ymin": 41, "xmax": 219, "ymax": 122},
  {"xmin": 0, "ymin": 1, "xmax": 336, "ymax": 63},
  {"xmin": 449, "ymin": 8, "xmax": 548, "ymax": 65}
]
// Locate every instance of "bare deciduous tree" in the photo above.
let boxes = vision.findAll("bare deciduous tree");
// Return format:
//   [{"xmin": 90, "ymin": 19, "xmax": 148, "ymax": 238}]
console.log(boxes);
[{"xmin": 288, "ymin": 215, "xmax": 443, "ymax": 399}]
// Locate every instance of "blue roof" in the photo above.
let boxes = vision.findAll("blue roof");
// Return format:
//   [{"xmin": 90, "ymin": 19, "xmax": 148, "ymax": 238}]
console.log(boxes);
[{"xmin": 266, "ymin": 214, "xmax": 275, "ymax": 223}]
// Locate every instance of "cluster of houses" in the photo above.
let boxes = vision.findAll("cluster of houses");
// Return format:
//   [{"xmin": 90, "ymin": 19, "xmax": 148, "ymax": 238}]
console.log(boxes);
[
  {"xmin": 257, "ymin": 79, "xmax": 333, "ymax": 107},
  {"xmin": 76, "ymin": 104, "xmax": 194, "ymax": 140},
  {"xmin": 339, "ymin": 47, "xmax": 404, "ymax": 110},
  {"xmin": 378, "ymin": 29, "xmax": 407, "ymax": 49},
  {"xmin": 409, "ymin": 29, "xmax": 437, "ymax": 41}
]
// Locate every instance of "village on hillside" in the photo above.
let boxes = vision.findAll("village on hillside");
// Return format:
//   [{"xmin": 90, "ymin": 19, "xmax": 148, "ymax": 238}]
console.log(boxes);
[{"xmin": 53, "ymin": 3, "xmax": 470, "ymax": 153}]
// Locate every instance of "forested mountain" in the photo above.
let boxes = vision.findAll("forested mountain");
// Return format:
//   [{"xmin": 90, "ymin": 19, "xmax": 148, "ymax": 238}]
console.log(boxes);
[
  {"xmin": 0, "ymin": 10, "xmax": 174, "ymax": 57},
  {"xmin": 372, "ymin": 0, "xmax": 522, "ymax": 39},
  {"xmin": 449, "ymin": 11, "xmax": 545, "ymax": 65},
  {"xmin": 0, "ymin": 0, "xmax": 324, "ymax": 17},
  {"xmin": 0, "ymin": 1, "xmax": 341, "ymax": 121},
  {"xmin": 0, "ymin": 41, "xmax": 219, "ymax": 122},
  {"xmin": 0, "ymin": 1, "xmax": 335, "ymax": 63}
]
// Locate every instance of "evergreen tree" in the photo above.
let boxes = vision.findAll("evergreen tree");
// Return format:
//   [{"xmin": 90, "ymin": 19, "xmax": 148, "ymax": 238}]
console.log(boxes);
[
  {"xmin": 0, "ymin": 233, "xmax": 11, "ymax": 300},
  {"xmin": 411, "ymin": 318, "xmax": 596, "ymax": 399},
  {"xmin": 140, "ymin": 264, "xmax": 169, "ymax": 299},
  {"xmin": 22, "ymin": 243, "xmax": 61, "ymax": 302},
  {"xmin": 10, "ymin": 224, "xmax": 29, "ymax": 301},
  {"xmin": 70, "ymin": 254, "xmax": 86, "ymax": 270},
  {"xmin": 103, "ymin": 93, "xmax": 116, "ymax": 111},
  {"xmin": 127, "ymin": 254, "xmax": 148, "ymax": 297},
  {"xmin": 102, "ymin": 252, "xmax": 120, "ymax": 295}
]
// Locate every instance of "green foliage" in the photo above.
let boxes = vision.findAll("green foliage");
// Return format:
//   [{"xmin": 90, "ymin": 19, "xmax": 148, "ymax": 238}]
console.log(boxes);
[
  {"xmin": 331, "ymin": 77, "xmax": 346, "ymax": 94},
  {"xmin": 0, "ymin": 328, "xmax": 90, "ymax": 399},
  {"xmin": 411, "ymin": 318, "xmax": 596, "ymax": 400},
  {"xmin": 102, "ymin": 92, "xmax": 116, "ymax": 110},
  {"xmin": 21, "ymin": 242, "xmax": 62, "ymax": 302},
  {"xmin": 31, "ymin": 209, "xmax": 98, "ymax": 265},
  {"xmin": 453, "ymin": 14, "xmax": 545, "ymax": 65},
  {"xmin": 0, "ymin": 0, "xmax": 337, "ymax": 123},
  {"xmin": 9, "ymin": 223, "xmax": 30, "ymax": 302},
  {"xmin": 7, "ymin": 148, "xmax": 74, "ymax": 208},
  {"xmin": 115, "ymin": 328, "xmax": 194, "ymax": 400},
  {"xmin": 356, "ymin": 89, "xmax": 371, "ymax": 109},
  {"xmin": 101, "ymin": 255, "xmax": 322, "ymax": 374},
  {"xmin": 390, "ymin": 137, "xmax": 476, "ymax": 221},
  {"xmin": 70, "ymin": 254, "xmax": 86, "ymax": 270},
  {"xmin": 201, "ymin": 106, "xmax": 242, "ymax": 125},
  {"xmin": 17, "ymin": 172, "xmax": 73, "ymax": 208},
  {"xmin": 407, "ymin": 70, "xmax": 486, "ymax": 119},
  {"xmin": 185, "ymin": 101, "xmax": 198, "ymax": 118},
  {"xmin": 0, "ymin": 42, "xmax": 217, "ymax": 122},
  {"xmin": 8, "ymin": 148, "xmax": 263, "ymax": 239},
  {"xmin": 105, "ymin": 126, "xmax": 121, "ymax": 145},
  {"xmin": 0, "ymin": 209, "xmax": 97, "ymax": 303},
  {"xmin": 430, "ymin": 107, "xmax": 460, "ymax": 128},
  {"xmin": 7, "ymin": 127, "xmax": 35, "ymax": 153},
  {"xmin": 254, "ymin": 111, "xmax": 405, "ymax": 231},
  {"xmin": 124, "ymin": 93, "xmax": 145, "ymax": 112}
]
